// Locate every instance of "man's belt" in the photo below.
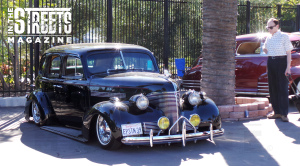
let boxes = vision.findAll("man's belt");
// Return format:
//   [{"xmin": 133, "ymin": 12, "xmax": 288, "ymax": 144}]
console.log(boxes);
[{"xmin": 269, "ymin": 55, "xmax": 287, "ymax": 59}]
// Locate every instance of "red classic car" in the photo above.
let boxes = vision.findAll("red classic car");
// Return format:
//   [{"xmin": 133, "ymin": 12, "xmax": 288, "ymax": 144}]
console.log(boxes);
[{"xmin": 182, "ymin": 33, "xmax": 300, "ymax": 96}]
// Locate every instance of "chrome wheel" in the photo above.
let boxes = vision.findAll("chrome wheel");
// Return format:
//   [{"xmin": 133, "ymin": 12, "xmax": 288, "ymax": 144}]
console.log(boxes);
[
  {"xmin": 32, "ymin": 101, "xmax": 41, "ymax": 124},
  {"xmin": 96, "ymin": 115, "xmax": 112, "ymax": 146}
]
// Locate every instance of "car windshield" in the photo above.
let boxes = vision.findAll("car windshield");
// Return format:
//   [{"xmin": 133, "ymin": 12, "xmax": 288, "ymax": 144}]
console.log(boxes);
[
  {"xmin": 292, "ymin": 40, "xmax": 300, "ymax": 51},
  {"xmin": 87, "ymin": 51, "xmax": 157, "ymax": 74}
]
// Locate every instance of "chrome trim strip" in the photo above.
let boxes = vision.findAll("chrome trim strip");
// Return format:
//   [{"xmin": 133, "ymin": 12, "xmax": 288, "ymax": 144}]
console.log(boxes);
[
  {"xmin": 182, "ymin": 80, "xmax": 200, "ymax": 83},
  {"xmin": 182, "ymin": 121, "xmax": 186, "ymax": 147},
  {"xmin": 235, "ymin": 92, "xmax": 269, "ymax": 95},
  {"xmin": 182, "ymin": 82, "xmax": 200, "ymax": 85},
  {"xmin": 182, "ymin": 85, "xmax": 199, "ymax": 87},
  {"xmin": 121, "ymin": 128, "xmax": 225, "ymax": 145},
  {"xmin": 150, "ymin": 129, "xmax": 153, "ymax": 147},
  {"xmin": 257, "ymin": 82, "xmax": 268, "ymax": 85},
  {"xmin": 182, "ymin": 85, "xmax": 200, "ymax": 88},
  {"xmin": 258, "ymin": 89, "xmax": 269, "ymax": 92},
  {"xmin": 257, "ymin": 86, "xmax": 269, "ymax": 88}
]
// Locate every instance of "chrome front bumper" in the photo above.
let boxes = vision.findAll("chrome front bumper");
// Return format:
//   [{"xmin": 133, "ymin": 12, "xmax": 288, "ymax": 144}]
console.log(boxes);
[{"xmin": 121, "ymin": 122, "xmax": 224, "ymax": 147}]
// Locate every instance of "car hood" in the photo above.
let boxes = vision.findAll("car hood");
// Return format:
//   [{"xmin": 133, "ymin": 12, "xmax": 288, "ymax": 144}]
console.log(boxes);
[{"xmin": 89, "ymin": 72, "xmax": 178, "ymax": 100}]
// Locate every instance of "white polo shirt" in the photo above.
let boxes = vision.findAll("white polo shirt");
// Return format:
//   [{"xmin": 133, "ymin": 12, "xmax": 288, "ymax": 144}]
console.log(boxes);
[{"xmin": 263, "ymin": 30, "xmax": 293, "ymax": 56}]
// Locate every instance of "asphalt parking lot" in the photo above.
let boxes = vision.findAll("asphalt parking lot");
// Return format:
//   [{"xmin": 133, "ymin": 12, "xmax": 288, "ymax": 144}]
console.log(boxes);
[{"xmin": 0, "ymin": 103, "xmax": 300, "ymax": 166}]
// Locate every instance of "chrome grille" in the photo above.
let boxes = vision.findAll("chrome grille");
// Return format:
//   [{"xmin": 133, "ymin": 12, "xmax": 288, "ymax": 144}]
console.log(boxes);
[
  {"xmin": 143, "ymin": 120, "xmax": 196, "ymax": 136},
  {"xmin": 182, "ymin": 80, "xmax": 200, "ymax": 90},
  {"xmin": 147, "ymin": 91, "xmax": 180, "ymax": 134},
  {"xmin": 143, "ymin": 122, "xmax": 160, "ymax": 134},
  {"xmin": 257, "ymin": 82, "xmax": 270, "ymax": 95}
]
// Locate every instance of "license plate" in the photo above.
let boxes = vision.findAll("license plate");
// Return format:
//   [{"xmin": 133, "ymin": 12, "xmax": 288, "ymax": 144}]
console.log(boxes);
[{"xmin": 121, "ymin": 123, "xmax": 143, "ymax": 136}]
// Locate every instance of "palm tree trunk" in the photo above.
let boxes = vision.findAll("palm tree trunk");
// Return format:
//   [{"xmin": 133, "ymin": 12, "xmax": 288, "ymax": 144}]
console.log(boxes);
[{"xmin": 201, "ymin": 0, "xmax": 237, "ymax": 105}]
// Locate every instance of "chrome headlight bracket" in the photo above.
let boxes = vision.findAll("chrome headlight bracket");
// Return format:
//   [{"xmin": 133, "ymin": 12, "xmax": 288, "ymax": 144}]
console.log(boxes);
[
  {"xmin": 188, "ymin": 91, "xmax": 202, "ymax": 106},
  {"xmin": 181, "ymin": 90, "xmax": 205, "ymax": 109},
  {"xmin": 129, "ymin": 94, "xmax": 149, "ymax": 110}
]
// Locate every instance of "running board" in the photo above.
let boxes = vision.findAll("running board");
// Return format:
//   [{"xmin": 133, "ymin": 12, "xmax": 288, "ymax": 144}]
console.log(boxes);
[{"xmin": 40, "ymin": 126, "xmax": 88, "ymax": 142}]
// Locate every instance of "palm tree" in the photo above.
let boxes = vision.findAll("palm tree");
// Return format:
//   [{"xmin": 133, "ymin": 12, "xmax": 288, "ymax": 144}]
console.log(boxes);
[{"xmin": 200, "ymin": 0, "xmax": 238, "ymax": 105}]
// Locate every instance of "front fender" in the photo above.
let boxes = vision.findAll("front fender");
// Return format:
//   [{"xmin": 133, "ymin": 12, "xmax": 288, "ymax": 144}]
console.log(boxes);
[
  {"xmin": 181, "ymin": 98, "xmax": 221, "ymax": 128},
  {"xmin": 183, "ymin": 98, "xmax": 219, "ymax": 121},
  {"xmin": 82, "ymin": 101, "xmax": 164, "ymax": 141}
]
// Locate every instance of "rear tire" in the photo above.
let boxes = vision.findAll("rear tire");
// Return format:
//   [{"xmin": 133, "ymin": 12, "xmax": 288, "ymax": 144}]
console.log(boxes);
[
  {"xmin": 296, "ymin": 81, "xmax": 300, "ymax": 95},
  {"xmin": 96, "ymin": 115, "xmax": 121, "ymax": 150},
  {"xmin": 31, "ymin": 100, "xmax": 44, "ymax": 126}
]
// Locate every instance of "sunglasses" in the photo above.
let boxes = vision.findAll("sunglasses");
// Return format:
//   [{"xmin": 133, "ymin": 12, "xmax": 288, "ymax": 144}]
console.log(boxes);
[{"xmin": 266, "ymin": 25, "xmax": 276, "ymax": 30}]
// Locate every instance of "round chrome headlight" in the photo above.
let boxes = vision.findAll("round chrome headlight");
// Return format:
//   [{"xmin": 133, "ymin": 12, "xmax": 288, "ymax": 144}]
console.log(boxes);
[
  {"xmin": 188, "ymin": 91, "xmax": 201, "ymax": 106},
  {"xmin": 136, "ymin": 94, "xmax": 149, "ymax": 110},
  {"xmin": 189, "ymin": 114, "xmax": 201, "ymax": 127},
  {"xmin": 157, "ymin": 117, "xmax": 170, "ymax": 130}
]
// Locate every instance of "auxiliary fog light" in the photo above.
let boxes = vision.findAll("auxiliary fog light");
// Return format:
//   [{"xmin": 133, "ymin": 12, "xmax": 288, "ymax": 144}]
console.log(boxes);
[
  {"xmin": 157, "ymin": 117, "xmax": 170, "ymax": 130},
  {"xmin": 189, "ymin": 114, "xmax": 201, "ymax": 127}
]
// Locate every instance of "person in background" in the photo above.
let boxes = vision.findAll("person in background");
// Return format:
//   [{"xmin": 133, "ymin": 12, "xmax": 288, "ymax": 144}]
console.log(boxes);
[{"xmin": 263, "ymin": 18, "xmax": 293, "ymax": 122}]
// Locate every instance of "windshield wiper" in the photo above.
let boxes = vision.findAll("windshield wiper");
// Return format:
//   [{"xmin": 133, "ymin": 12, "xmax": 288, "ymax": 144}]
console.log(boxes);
[
  {"xmin": 107, "ymin": 68, "xmax": 144, "ymax": 74},
  {"xmin": 126, "ymin": 68, "xmax": 144, "ymax": 72},
  {"xmin": 107, "ymin": 69, "xmax": 127, "ymax": 74}
]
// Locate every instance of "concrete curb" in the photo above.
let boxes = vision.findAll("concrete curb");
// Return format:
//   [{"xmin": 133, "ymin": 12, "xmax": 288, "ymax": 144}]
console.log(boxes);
[{"xmin": 0, "ymin": 96, "xmax": 26, "ymax": 107}]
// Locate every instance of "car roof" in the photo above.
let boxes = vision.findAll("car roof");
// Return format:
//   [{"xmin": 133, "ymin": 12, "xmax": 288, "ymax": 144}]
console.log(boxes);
[
  {"xmin": 236, "ymin": 32, "xmax": 300, "ymax": 42},
  {"xmin": 44, "ymin": 43, "xmax": 151, "ymax": 55}
]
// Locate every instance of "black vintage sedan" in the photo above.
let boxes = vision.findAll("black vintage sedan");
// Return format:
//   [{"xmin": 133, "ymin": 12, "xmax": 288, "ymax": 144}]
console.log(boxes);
[{"xmin": 24, "ymin": 43, "xmax": 224, "ymax": 149}]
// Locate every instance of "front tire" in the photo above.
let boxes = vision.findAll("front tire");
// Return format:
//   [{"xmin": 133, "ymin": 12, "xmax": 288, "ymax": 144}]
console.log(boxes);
[{"xmin": 96, "ymin": 115, "xmax": 121, "ymax": 150}]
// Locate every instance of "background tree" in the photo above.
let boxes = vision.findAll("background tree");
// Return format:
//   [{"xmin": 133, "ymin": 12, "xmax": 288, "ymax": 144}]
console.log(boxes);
[{"xmin": 200, "ymin": 0, "xmax": 238, "ymax": 105}]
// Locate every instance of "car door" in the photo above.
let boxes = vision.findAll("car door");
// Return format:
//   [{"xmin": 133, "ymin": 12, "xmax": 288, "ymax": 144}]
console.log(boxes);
[
  {"xmin": 235, "ymin": 42, "xmax": 268, "ymax": 95},
  {"xmin": 58, "ymin": 54, "xmax": 88, "ymax": 127},
  {"xmin": 40, "ymin": 54, "xmax": 64, "ymax": 113}
]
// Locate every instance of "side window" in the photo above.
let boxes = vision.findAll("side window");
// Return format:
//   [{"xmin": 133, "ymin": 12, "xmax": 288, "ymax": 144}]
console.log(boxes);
[
  {"xmin": 64, "ymin": 56, "xmax": 83, "ymax": 77},
  {"xmin": 49, "ymin": 55, "xmax": 61, "ymax": 78},
  {"xmin": 39, "ymin": 55, "xmax": 47, "ymax": 76},
  {"xmin": 236, "ymin": 42, "xmax": 261, "ymax": 55}
]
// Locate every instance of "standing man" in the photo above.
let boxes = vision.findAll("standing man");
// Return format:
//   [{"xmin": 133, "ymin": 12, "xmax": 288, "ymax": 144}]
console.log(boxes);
[{"xmin": 263, "ymin": 18, "xmax": 293, "ymax": 122}]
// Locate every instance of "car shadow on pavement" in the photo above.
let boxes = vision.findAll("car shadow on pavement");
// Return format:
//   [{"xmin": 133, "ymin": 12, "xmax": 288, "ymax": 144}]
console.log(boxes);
[
  {"xmin": 0, "ymin": 109, "xmax": 25, "ymax": 143},
  {"xmin": 18, "ymin": 120, "xmax": 280, "ymax": 166}
]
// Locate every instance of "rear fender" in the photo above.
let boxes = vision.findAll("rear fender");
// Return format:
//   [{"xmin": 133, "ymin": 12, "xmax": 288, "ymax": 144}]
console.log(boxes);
[
  {"xmin": 290, "ymin": 66, "xmax": 300, "ymax": 80},
  {"xmin": 25, "ymin": 90, "xmax": 56, "ymax": 123}
]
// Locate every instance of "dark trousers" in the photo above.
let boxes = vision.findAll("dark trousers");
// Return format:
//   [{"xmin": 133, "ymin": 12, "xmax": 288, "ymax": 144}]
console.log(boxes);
[{"xmin": 267, "ymin": 56, "xmax": 289, "ymax": 116}]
